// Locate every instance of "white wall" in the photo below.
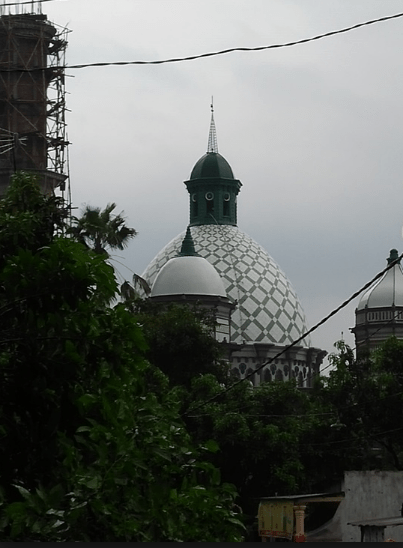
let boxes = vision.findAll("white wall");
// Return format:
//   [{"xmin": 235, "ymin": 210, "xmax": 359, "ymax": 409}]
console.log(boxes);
[{"xmin": 341, "ymin": 471, "xmax": 403, "ymax": 542}]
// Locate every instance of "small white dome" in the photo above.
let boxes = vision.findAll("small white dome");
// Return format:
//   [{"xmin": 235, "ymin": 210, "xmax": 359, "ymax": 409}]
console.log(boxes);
[
  {"xmin": 357, "ymin": 250, "xmax": 403, "ymax": 310},
  {"xmin": 151, "ymin": 255, "xmax": 227, "ymax": 298}
]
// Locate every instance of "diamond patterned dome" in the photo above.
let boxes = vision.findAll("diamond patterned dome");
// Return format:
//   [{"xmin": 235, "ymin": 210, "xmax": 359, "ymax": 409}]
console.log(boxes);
[{"xmin": 142, "ymin": 225, "xmax": 311, "ymax": 346}]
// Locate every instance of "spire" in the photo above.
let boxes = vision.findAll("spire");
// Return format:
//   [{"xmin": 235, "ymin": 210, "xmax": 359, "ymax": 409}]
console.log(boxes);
[
  {"xmin": 207, "ymin": 97, "xmax": 218, "ymax": 153},
  {"xmin": 178, "ymin": 226, "xmax": 199, "ymax": 256}
]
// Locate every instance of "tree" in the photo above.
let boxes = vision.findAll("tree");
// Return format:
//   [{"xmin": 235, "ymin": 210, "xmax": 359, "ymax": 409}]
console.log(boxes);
[
  {"xmin": 315, "ymin": 338, "xmax": 403, "ymax": 472},
  {"xmin": 123, "ymin": 294, "xmax": 343, "ymax": 538},
  {"xmin": 132, "ymin": 299, "xmax": 230, "ymax": 389},
  {"xmin": 0, "ymin": 173, "xmax": 244, "ymax": 542},
  {"xmin": 68, "ymin": 202, "xmax": 137, "ymax": 256},
  {"xmin": 172, "ymin": 372, "xmax": 337, "ymax": 540}
]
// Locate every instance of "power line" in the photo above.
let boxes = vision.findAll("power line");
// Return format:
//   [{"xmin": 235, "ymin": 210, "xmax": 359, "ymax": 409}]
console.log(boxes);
[
  {"xmin": 182, "ymin": 253, "xmax": 403, "ymax": 416},
  {"xmin": 187, "ymin": 410, "xmax": 337, "ymax": 420},
  {"xmin": 0, "ymin": 11, "xmax": 403, "ymax": 72},
  {"xmin": 1, "ymin": 0, "xmax": 55, "ymax": 6},
  {"xmin": 64, "ymin": 11, "xmax": 403, "ymax": 69},
  {"xmin": 301, "ymin": 426, "xmax": 403, "ymax": 448}
]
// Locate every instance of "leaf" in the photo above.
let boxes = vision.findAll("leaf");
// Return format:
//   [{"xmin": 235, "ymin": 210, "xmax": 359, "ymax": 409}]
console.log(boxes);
[
  {"xmin": 76, "ymin": 425, "xmax": 91, "ymax": 433},
  {"xmin": 6, "ymin": 501, "xmax": 26, "ymax": 518},
  {"xmin": 46, "ymin": 509, "xmax": 65, "ymax": 517},
  {"xmin": 202, "ymin": 439, "xmax": 219, "ymax": 454},
  {"xmin": 153, "ymin": 448, "xmax": 172, "ymax": 462},
  {"xmin": 83, "ymin": 476, "xmax": 101, "ymax": 490},
  {"xmin": 13, "ymin": 484, "xmax": 31, "ymax": 500}
]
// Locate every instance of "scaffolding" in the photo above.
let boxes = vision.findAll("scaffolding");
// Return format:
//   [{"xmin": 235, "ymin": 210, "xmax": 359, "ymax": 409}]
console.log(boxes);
[{"xmin": 0, "ymin": 0, "xmax": 70, "ymax": 199}]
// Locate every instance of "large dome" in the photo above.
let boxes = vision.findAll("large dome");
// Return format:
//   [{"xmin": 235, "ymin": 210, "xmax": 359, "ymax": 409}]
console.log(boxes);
[{"xmin": 142, "ymin": 225, "xmax": 311, "ymax": 346}]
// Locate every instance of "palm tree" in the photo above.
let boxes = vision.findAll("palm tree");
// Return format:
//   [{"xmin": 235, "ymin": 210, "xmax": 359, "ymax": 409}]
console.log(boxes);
[{"xmin": 69, "ymin": 203, "xmax": 137, "ymax": 256}]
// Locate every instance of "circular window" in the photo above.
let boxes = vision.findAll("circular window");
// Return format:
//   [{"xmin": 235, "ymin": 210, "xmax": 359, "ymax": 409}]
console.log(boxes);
[
  {"xmin": 224, "ymin": 192, "xmax": 230, "ymax": 201},
  {"xmin": 192, "ymin": 193, "xmax": 197, "ymax": 202},
  {"xmin": 205, "ymin": 192, "xmax": 214, "ymax": 201}
]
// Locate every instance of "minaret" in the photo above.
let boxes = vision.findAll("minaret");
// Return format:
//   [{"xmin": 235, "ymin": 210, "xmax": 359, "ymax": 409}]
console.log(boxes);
[
  {"xmin": 0, "ymin": 4, "xmax": 68, "ymax": 195},
  {"xmin": 352, "ymin": 249, "xmax": 403, "ymax": 352},
  {"xmin": 184, "ymin": 104, "xmax": 242, "ymax": 227}
]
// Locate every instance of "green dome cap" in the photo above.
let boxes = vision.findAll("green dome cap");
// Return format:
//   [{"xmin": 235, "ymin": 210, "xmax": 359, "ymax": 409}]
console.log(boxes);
[{"xmin": 190, "ymin": 152, "xmax": 234, "ymax": 180}]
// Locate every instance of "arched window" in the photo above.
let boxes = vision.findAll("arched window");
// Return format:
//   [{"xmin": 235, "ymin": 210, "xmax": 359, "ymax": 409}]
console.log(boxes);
[
  {"xmin": 275, "ymin": 369, "xmax": 284, "ymax": 381},
  {"xmin": 246, "ymin": 368, "xmax": 255, "ymax": 385},
  {"xmin": 206, "ymin": 198, "xmax": 214, "ymax": 215},
  {"xmin": 264, "ymin": 369, "xmax": 272, "ymax": 383},
  {"xmin": 205, "ymin": 191, "xmax": 214, "ymax": 216},
  {"xmin": 223, "ymin": 192, "xmax": 230, "ymax": 217}
]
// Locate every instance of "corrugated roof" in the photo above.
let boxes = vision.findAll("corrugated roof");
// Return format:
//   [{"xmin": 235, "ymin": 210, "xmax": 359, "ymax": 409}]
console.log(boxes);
[
  {"xmin": 260, "ymin": 491, "xmax": 344, "ymax": 502},
  {"xmin": 348, "ymin": 516, "xmax": 403, "ymax": 527}
]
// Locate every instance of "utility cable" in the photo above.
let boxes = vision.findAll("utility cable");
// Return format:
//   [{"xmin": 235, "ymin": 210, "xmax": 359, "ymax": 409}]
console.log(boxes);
[
  {"xmin": 1, "ymin": 0, "xmax": 56, "ymax": 6},
  {"xmin": 186, "ymin": 383, "xmax": 403, "ymax": 422},
  {"xmin": 182, "ymin": 253, "xmax": 403, "ymax": 416},
  {"xmin": 300, "ymin": 426, "xmax": 403, "ymax": 448},
  {"xmin": 0, "ymin": 11, "xmax": 403, "ymax": 71}
]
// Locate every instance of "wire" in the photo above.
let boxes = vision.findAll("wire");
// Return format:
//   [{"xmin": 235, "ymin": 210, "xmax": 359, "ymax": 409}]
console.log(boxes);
[
  {"xmin": 62, "ymin": 11, "xmax": 403, "ymax": 68},
  {"xmin": 1, "ymin": 0, "xmax": 55, "ymax": 6},
  {"xmin": 187, "ymin": 378, "xmax": 403, "ymax": 423},
  {"xmin": 182, "ymin": 253, "xmax": 403, "ymax": 416},
  {"xmin": 187, "ymin": 411, "xmax": 337, "ymax": 420},
  {"xmin": 0, "ymin": 11, "xmax": 403, "ymax": 72},
  {"xmin": 301, "ymin": 426, "xmax": 403, "ymax": 448}
]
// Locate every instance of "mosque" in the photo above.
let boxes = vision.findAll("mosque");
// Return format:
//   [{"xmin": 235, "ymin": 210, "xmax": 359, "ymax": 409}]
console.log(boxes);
[
  {"xmin": 141, "ymin": 109, "xmax": 327, "ymax": 387},
  {"xmin": 140, "ymin": 109, "xmax": 403, "ymax": 384}
]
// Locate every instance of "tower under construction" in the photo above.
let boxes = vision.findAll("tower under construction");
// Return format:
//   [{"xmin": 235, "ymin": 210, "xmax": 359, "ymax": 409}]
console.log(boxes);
[{"xmin": 0, "ymin": 1, "xmax": 69, "ymax": 195}]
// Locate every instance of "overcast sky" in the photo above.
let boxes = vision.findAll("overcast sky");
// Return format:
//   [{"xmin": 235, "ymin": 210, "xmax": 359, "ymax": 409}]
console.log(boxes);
[{"xmin": 35, "ymin": 0, "xmax": 403, "ymax": 365}]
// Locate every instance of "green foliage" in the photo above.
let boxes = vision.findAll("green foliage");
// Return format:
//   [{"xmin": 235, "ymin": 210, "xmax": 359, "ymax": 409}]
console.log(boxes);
[
  {"xmin": 134, "ymin": 299, "xmax": 230, "ymax": 388},
  {"xmin": 182, "ymin": 373, "xmax": 331, "ymax": 528},
  {"xmin": 0, "ymin": 171, "xmax": 66, "ymax": 255},
  {"xmin": 0, "ymin": 173, "xmax": 244, "ymax": 542},
  {"xmin": 128, "ymin": 296, "xmax": 347, "ymax": 533},
  {"xmin": 318, "ymin": 338, "xmax": 403, "ymax": 472},
  {"xmin": 68, "ymin": 202, "xmax": 137, "ymax": 256}
]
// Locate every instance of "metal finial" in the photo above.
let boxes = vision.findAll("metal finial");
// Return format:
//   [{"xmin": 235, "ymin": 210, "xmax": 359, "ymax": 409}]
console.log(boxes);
[
  {"xmin": 207, "ymin": 96, "xmax": 218, "ymax": 153},
  {"xmin": 387, "ymin": 249, "xmax": 400, "ymax": 265}
]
